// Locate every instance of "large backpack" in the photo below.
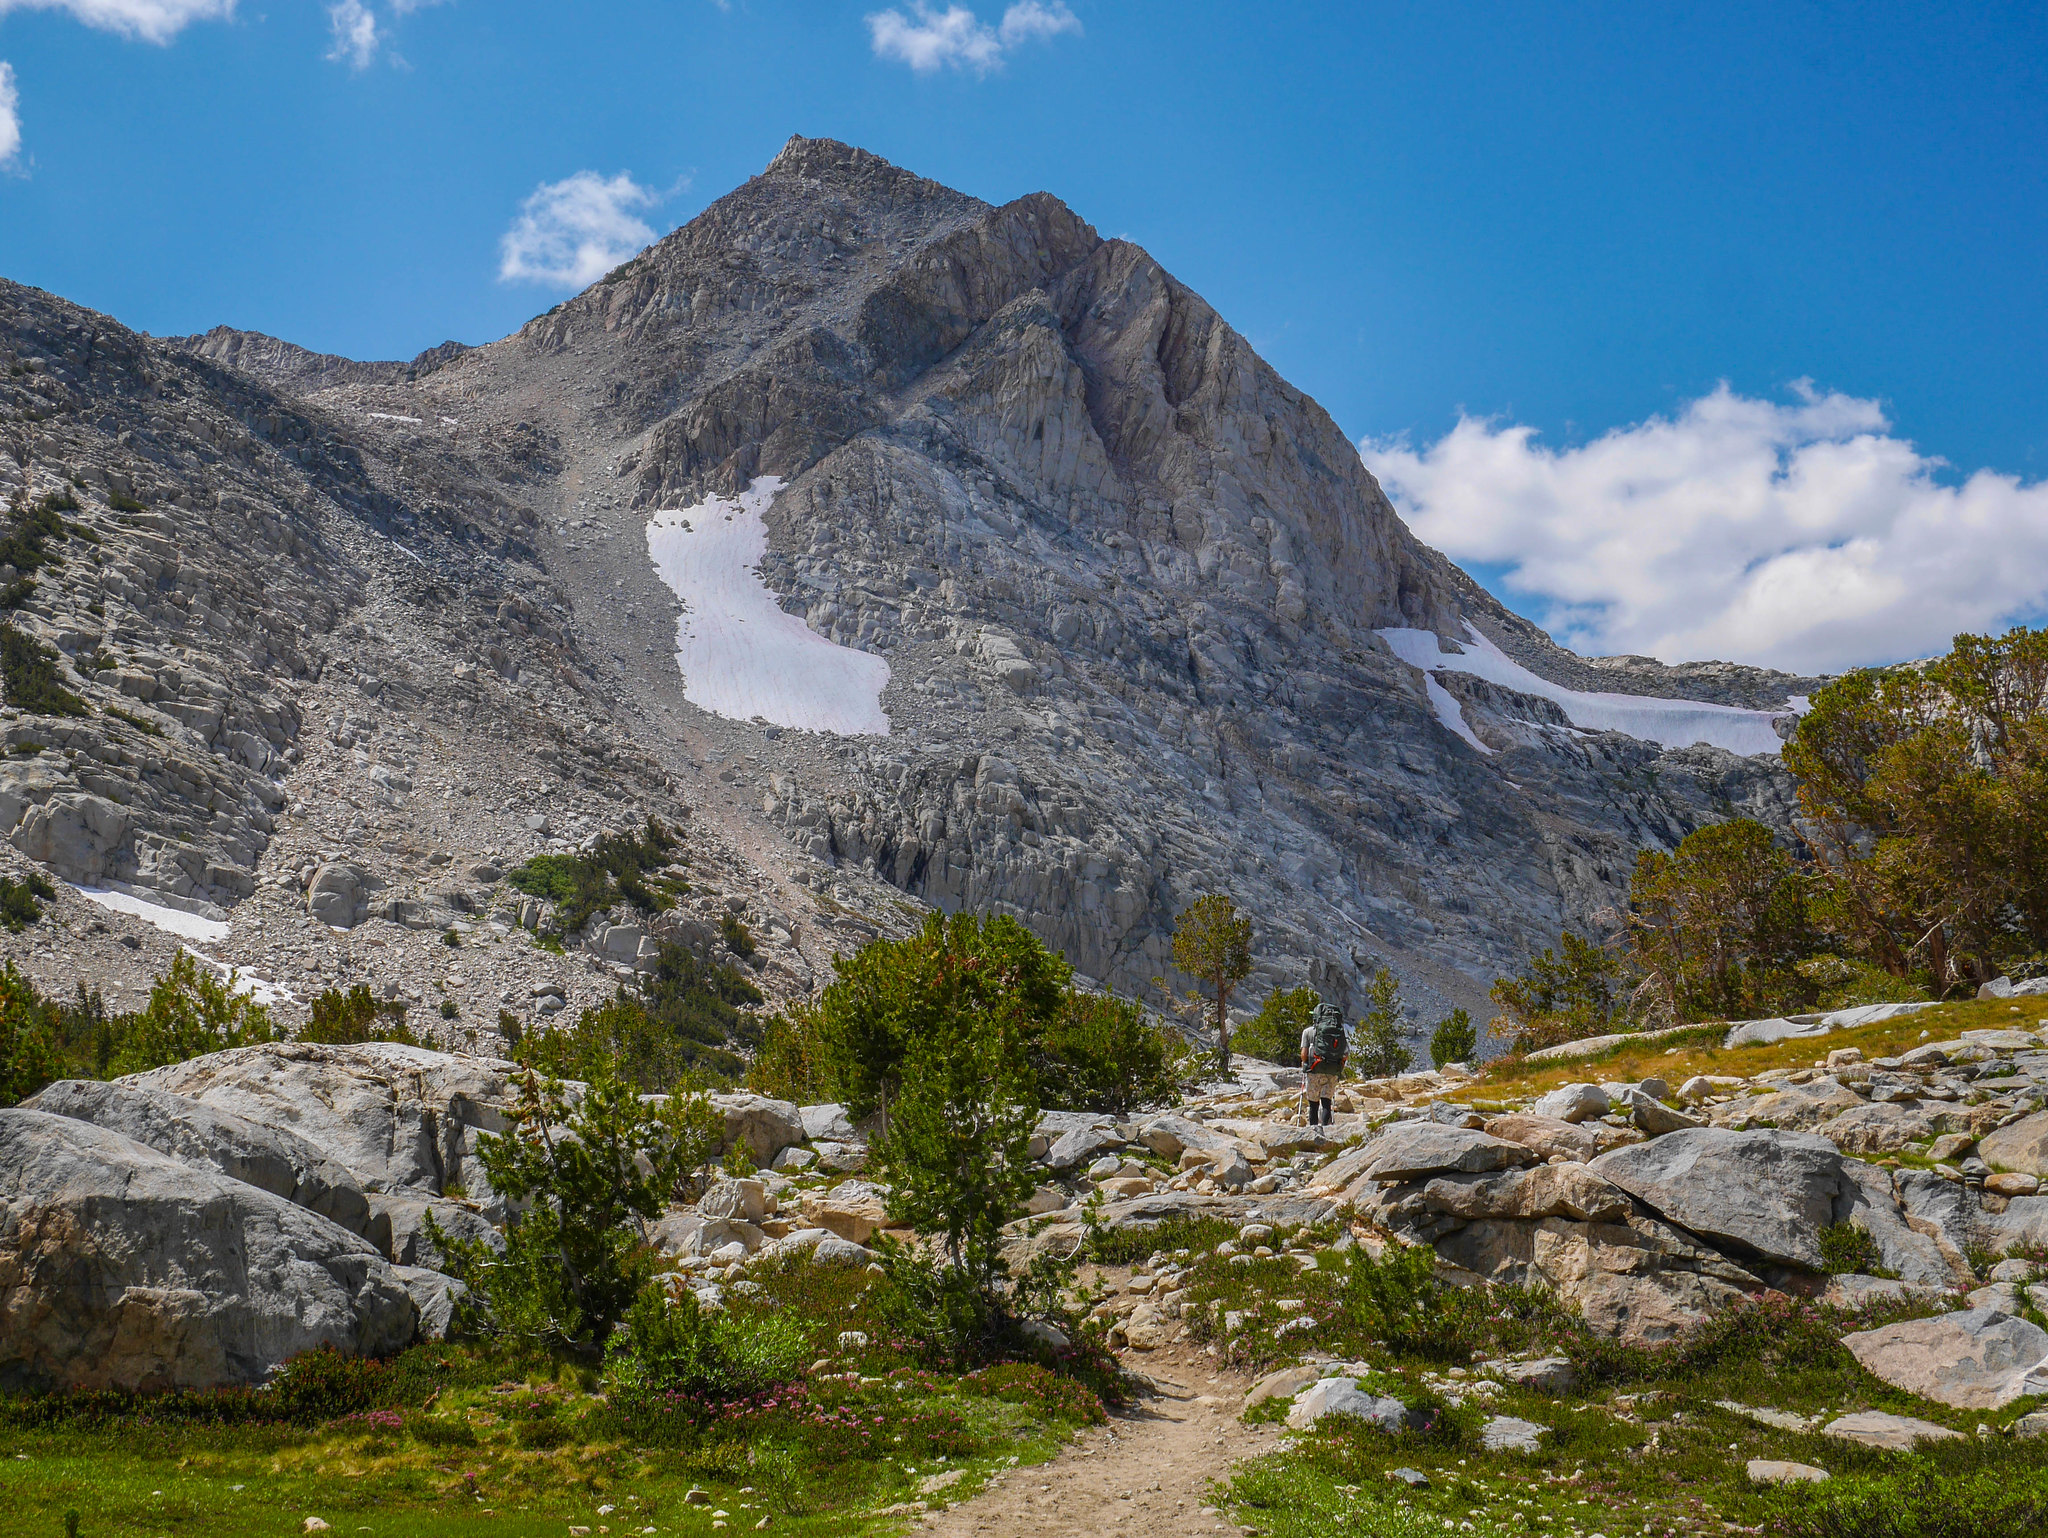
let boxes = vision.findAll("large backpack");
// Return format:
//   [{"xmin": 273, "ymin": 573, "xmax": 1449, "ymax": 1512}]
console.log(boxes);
[{"xmin": 1305, "ymin": 1019, "xmax": 1347, "ymax": 1076}]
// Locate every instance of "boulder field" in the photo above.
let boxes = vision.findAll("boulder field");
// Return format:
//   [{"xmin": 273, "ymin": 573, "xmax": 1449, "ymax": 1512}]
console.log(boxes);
[{"xmin": 5, "ymin": 1024, "xmax": 2048, "ymax": 1396}]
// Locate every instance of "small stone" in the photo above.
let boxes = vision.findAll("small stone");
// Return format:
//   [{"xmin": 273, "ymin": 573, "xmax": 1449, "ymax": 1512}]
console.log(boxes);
[
  {"xmin": 1986, "ymin": 1171, "xmax": 2041, "ymax": 1197},
  {"xmin": 1747, "ymin": 1459, "xmax": 1830, "ymax": 1485},
  {"xmin": 1480, "ymin": 1415, "xmax": 1546, "ymax": 1453},
  {"xmin": 1387, "ymin": 1467, "xmax": 1430, "ymax": 1487}
]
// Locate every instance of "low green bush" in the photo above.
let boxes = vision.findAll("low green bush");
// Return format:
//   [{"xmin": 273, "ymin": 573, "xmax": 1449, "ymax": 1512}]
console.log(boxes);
[
  {"xmin": 601, "ymin": 1286, "xmax": 811, "ymax": 1428},
  {"xmin": 0, "ymin": 623, "xmax": 88, "ymax": 717},
  {"xmin": 0, "ymin": 869, "xmax": 54, "ymax": 933},
  {"xmin": 507, "ymin": 817, "xmax": 683, "ymax": 933},
  {"xmin": 299, "ymin": 984, "xmax": 416, "ymax": 1046},
  {"xmin": 1762, "ymin": 1461, "xmax": 2048, "ymax": 1538}
]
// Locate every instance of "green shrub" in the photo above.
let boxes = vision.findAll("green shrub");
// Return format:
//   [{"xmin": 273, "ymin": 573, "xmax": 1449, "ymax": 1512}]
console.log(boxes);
[
  {"xmin": 718, "ymin": 910, "xmax": 756, "ymax": 958},
  {"xmin": 0, "ymin": 624, "xmax": 88, "ymax": 717},
  {"xmin": 747, "ymin": 1001, "xmax": 836, "ymax": 1103},
  {"xmin": 1035, "ymin": 991, "xmax": 1195, "ymax": 1114},
  {"xmin": 506, "ymin": 818, "xmax": 683, "ymax": 934},
  {"xmin": 1335, "ymin": 1242, "xmax": 1487, "ymax": 1363},
  {"xmin": 0, "ymin": 870, "xmax": 54, "ymax": 933},
  {"xmin": 433, "ymin": 1066, "xmax": 721, "ymax": 1354},
  {"xmin": 262, "ymin": 1347, "xmax": 396, "ymax": 1424},
  {"xmin": 300, "ymin": 984, "xmax": 416, "ymax": 1046},
  {"xmin": 1233, "ymin": 986, "xmax": 1316, "ymax": 1065},
  {"xmin": 1763, "ymin": 1461, "xmax": 2048, "ymax": 1538},
  {"xmin": 602, "ymin": 1286, "xmax": 811, "ymax": 1419},
  {"xmin": 113, "ymin": 950, "xmax": 276, "ymax": 1074},
  {"xmin": 522, "ymin": 942, "xmax": 763, "ymax": 1090},
  {"xmin": 1350, "ymin": 968, "xmax": 1413, "ymax": 1079},
  {"xmin": 1818, "ymin": 1222, "xmax": 1895, "ymax": 1277},
  {"xmin": 1084, "ymin": 1212, "xmax": 1238, "ymax": 1266},
  {"xmin": 1429, "ymin": 1007, "xmax": 1477, "ymax": 1067}
]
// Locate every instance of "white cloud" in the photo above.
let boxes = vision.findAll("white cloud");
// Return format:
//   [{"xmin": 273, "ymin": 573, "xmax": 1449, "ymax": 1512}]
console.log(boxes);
[
  {"xmin": 0, "ymin": 62, "xmax": 19, "ymax": 170},
  {"xmin": 325, "ymin": 0, "xmax": 379, "ymax": 70},
  {"xmin": 1361, "ymin": 383, "xmax": 2048, "ymax": 675},
  {"xmin": 867, "ymin": 1, "xmax": 1078, "ymax": 75},
  {"xmin": 498, "ymin": 170, "xmax": 660, "ymax": 289},
  {"xmin": 0, "ymin": 0, "xmax": 234, "ymax": 46}
]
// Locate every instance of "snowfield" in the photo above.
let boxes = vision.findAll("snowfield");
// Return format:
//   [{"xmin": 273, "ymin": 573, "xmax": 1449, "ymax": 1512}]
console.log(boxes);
[
  {"xmin": 70, "ymin": 884, "xmax": 230, "ymax": 943},
  {"xmin": 646, "ymin": 477, "xmax": 892, "ymax": 736},
  {"xmin": 1377, "ymin": 624, "xmax": 1796, "ymax": 757}
]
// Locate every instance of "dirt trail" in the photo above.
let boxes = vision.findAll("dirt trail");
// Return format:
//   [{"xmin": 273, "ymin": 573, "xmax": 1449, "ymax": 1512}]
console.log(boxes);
[{"xmin": 914, "ymin": 1346, "xmax": 1278, "ymax": 1537}]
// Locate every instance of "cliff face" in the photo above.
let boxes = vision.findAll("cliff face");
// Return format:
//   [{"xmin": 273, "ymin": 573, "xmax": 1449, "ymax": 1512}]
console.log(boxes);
[{"xmin": 0, "ymin": 137, "xmax": 1819, "ymax": 1043}]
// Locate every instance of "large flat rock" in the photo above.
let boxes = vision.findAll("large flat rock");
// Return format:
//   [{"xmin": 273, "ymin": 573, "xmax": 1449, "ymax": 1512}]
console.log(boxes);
[
  {"xmin": 1361, "ymin": 1124, "xmax": 1537, "ymax": 1183},
  {"xmin": 124, "ymin": 1041, "xmax": 521, "ymax": 1199},
  {"xmin": 1981, "ymin": 1111, "xmax": 2048, "ymax": 1176},
  {"xmin": 1841, "ymin": 1308, "xmax": 2048, "ymax": 1410},
  {"xmin": 21, "ymin": 1078, "xmax": 375, "ymax": 1241},
  {"xmin": 1589, "ymin": 1127, "xmax": 1843, "ymax": 1270},
  {"xmin": 0, "ymin": 1109, "xmax": 416, "ymax": 1391}
]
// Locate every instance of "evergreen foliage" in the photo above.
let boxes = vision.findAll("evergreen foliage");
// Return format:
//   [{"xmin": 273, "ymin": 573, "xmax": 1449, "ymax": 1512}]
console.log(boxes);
[
  {"xmin": 1170, "ymin": 893, "xmax": 1253, "ymax": 1076},
  {"xmin": 433, "ymin": 1065, "xmax": 721, "ymax": 1354},
  {"xmin": 1349, "ymin": 967, "xmax": 1412, "ymax": 1079},
  {"xmin": 1034, "ymin": 990, "xmax": 1195, "ymax": 1114},
  {"xmin": 298, "ymin": 984, "xmax": 417, "ymax": 1046},
  {"xmin": 1429, "ymin": 1007, "xmax": 1476, "ymax": 1067},
  {"xmin": 1491, "ymin": 930, "xmax": 1629, "ymax": 1052},
  {"xmin": 0, "ymin": 869, "xmax": 54, "ymax": 933},
  {"xmin": 505, "ymin": 817, "xmax": 684, "ymax": 933},
  {"xmin": 1234, "ymin": 985, "xmax": 1318, "ymax": 1064},
  {"xmin": 0, "ymin": 623, "xmax": 88, "ymax": 716}
]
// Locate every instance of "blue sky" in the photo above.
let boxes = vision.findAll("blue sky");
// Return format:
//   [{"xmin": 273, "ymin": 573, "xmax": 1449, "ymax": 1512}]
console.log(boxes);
[{"xmin": 1, "ymin": 1, "xmax": 2043, "ymax": 671}]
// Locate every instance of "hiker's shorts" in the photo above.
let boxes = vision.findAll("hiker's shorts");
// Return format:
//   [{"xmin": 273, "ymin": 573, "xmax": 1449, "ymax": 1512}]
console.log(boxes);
[{"xmin": 1304, "ymin": 1072, "xmax": 1338, "ymax": 1101}]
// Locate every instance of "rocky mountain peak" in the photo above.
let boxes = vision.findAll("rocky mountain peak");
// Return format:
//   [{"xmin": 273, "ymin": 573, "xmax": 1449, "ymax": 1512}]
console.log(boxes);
[{"xmin": 0, "ymin": 140, "xmax": 1825, "ymax": 1052}]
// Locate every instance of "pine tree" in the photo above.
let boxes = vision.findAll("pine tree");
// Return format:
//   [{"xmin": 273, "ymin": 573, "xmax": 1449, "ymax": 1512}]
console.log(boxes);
[{"xmin": 1170, "ymin": 894, "xmax": 1253, "ymax": 1077}]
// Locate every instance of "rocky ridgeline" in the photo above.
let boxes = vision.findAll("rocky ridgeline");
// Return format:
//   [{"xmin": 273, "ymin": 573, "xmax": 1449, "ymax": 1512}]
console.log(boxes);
[
  {"xmin": 10, "ymin": 1008, "xmax": 2048, "ymax": 1406},
  {"xmin": 0, "ymin": 135, "xmax": 1829, "ymax": 1045}
]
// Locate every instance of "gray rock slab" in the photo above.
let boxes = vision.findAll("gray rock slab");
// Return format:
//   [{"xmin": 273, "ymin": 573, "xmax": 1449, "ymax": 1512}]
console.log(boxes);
[
  {"xmin": 1981, "ymin": 1111, "xmax": 2048, "ymax": 1176},
  {"xmin": 0, "ymin": 1109, "xmax": 416, "ymax": 1391},
  {"xmin": 1529, "ymin": 1084, "xmax": 1609, "ymax": 1124},
  {"xmin": 1362, "ymin": 1124, "xmax": 1538, "ymax": 1183},
  {"xmin": 368, "ymin": 1193, "xmax": 501, "ymax": 1269},
  {"xmin": 799, "ymin": 1103, "xmax": 860, "ymax": 1144},
  {"xmin": 709, "ymin": 1093, "xmax": 804, "ymax": 1163},
  {"xmin": 124, "ymin": 1041, "xmax": 521, "ymax": 1196},
  {"xmin": 1480, "ymin": 1416, "xmax": 1546, "ymax": 1453},
  {"xmin": 1822, "ymin": 1411, "xmax": 1963, "ymax": 1451},
  {"xmin": 1045, "ymin": 1124, "xmax": 1127, "ymax": 1170},
  {"xmin": 1589, "ymin": 1127, "xmax": 1844, "ymax": 1270},
  {"xmin": 1841, "ymin": 1308, "xmax": 2048, "ymax": 1410},
  {"xmin": 1747, "ymin": 1460, "xmax": 1829, "ymax": 1485},
  {"xmin": 1482, "ymin": 1113, "xmax": 1598, "ymax": 1163},
  {"xmin": 1286, "ymin": 1377, "xmax": 1407, "ymax": 1431},
  {"xmin": 389, "ymin": 1265, "xmax": 467, "ymax": 1341},
  {"xmin": 21, "ymin": 1078, "xmax": 374, "ymax": 1240}
]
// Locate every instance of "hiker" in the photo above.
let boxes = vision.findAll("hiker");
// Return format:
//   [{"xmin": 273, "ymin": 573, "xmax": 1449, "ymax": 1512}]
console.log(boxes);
[{"xmin": 1300, "ymin": 1000, "xmax": 1346, "ymax": 1126}]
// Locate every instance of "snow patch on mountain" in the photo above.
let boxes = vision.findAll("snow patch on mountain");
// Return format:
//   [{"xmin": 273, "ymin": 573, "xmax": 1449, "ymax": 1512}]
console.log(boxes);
[
  {"xmin": 1378, "ymin": 624, "xmax": 1795, "ymax": 757},
  {"xmin": 646, "ymin": 477, "xmax": 892, "ymax": 736}
]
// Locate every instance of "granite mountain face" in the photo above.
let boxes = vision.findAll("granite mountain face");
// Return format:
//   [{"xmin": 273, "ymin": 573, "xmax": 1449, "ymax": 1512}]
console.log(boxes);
[{"xmin": 0, "ymin": 137, "xmax": 1819, "ymax": 1039}]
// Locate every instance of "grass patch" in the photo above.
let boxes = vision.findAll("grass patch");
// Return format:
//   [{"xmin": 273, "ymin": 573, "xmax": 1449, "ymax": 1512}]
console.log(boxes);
[
  {"xmin": 1223, "ymin": 1287, "xmax": 2040, "ymax": 1538},
  {"xmin": 0, "ymin": 1261, "xmax": 1110, "ymax": 1538},
  {"xmin": 103, "ymin": 706, "xmax": 161, "ymax": 737},
  {"xmin": 1462, "ymin": 996, "xmax": 2042, "ymax": 1104}
]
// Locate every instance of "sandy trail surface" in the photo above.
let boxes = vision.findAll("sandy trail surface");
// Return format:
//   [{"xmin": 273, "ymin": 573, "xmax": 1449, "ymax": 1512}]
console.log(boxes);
[{"xmin": 915, "ymin": 1345, "xmax": 1279, "ymax": 1537}]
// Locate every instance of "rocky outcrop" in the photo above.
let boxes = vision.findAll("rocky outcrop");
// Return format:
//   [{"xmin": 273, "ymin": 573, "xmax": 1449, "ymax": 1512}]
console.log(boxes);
[
  {"xmin": 20, "ymin": 1079, "xmax": 375, "ymax": 1241},
  {"xmin": 123, "ymin": 1042, "xmax": 520, "ymax": 1204},
  {"xmin": 1842, "ymin": 1308, "xmax": 2048, "ymax": 1410},
  {"xmin": 1588, "ymin": 1129, "xmax": 1845, "ymax": 1271},
  {"xmin": 0, "ymin": 1110, "xmax": 415, "ymax": 1391}
]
